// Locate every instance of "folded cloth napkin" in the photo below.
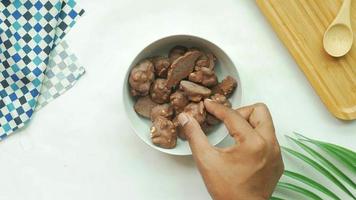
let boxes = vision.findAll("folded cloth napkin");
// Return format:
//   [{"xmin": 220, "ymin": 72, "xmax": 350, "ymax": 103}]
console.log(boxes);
[
  {"xmin": 36, "ymin": 40, "xmax": 84, "ymax": 110},
  {"xmin": 0, "ymin": 0, "xmax": 84, "ymax": 139}
]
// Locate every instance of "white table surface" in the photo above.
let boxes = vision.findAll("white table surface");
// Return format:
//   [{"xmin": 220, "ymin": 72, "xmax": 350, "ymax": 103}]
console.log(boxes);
[{"xmin": 1, "ymin": 0, "xmax": 355, "ymax": 199}]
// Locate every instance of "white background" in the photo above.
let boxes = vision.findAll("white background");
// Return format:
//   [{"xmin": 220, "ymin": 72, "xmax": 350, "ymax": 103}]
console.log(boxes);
[{"xmin": 1, "ymin": 0, "xmax": 355, "ymax": 199}]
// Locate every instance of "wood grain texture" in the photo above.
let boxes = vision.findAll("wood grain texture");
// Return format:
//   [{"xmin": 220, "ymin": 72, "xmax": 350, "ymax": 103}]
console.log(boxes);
[{"xmin": 256, "ymin": 0, "xmax": 356, "ymax": 120}]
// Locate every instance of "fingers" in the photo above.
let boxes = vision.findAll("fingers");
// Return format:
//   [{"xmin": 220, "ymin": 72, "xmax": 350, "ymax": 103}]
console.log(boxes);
[
  {"xmin": 204, "ymin": 99, "xmax": 254, "ymax": 143},
  {"xmin": 235, "ymin": 105, "xmax": 254, "ymax": 121},
  {"xmin": 235, "ymin": 103, "xmax": 271, "ymax": 127},
  {"xmin": 178, "ymin": 113, "xmax": 214, "ymax": 157},
  {"xmin": 235, "ymin": 103, "xmax": 276, "ymax": 142}
]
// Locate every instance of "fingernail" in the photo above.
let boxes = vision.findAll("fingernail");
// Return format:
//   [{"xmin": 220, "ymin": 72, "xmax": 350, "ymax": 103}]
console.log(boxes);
[
  {"xmin": 178, "ymin": 113, "xmax": 189, "ymax": 126},
  {"xmin": 205, "ymin": 99, "xmax": 213, "ymax": 103}
]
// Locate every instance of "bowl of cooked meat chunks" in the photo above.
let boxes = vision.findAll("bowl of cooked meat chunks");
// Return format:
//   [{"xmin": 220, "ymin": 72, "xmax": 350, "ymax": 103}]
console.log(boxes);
[{"xmin": 123, "ymin": 35, "xmax": 242, "ymax": 155}]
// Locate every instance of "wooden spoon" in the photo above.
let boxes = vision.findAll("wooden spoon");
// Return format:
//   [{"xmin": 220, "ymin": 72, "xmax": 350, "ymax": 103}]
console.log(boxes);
[{"xmin": 323, "ymin": 0, "xmax": 353, "ymax": 57}]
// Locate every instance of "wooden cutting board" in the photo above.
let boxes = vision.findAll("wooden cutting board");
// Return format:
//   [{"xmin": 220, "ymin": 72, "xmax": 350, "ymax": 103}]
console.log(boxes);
[{"xmin": 256, "ymin": 0, "xmax": 356, "ymax": 120}]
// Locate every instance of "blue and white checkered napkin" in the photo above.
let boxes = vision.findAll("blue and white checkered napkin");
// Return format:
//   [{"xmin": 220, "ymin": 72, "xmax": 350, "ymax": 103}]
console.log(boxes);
[{"xmin": 0, "ymin": 0, "xmax": 85, "ymax": 140}]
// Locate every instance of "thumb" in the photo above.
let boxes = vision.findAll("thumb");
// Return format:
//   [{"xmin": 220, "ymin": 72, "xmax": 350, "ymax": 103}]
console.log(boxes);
[{"xmin": 178, "ymin": 113, "xmax": 213, "ymax": 157}]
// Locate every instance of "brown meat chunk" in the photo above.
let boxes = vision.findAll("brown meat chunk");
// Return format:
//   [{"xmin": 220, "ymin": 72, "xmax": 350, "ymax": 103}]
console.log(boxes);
[
  {"xmin": 150, "ymin": 79, "xmax": 172, "ymax": 104},
  {"xmin": 195, "ymin": 54, "xmax": 209, "ymax": 70},
  {"xmin": 207, "ymin": 53, "xmax": 216, "ymax": 70},
  {"xmin": 212, "ymin": 76, "xmax": 237, "ymax": 97},
  {"xmin": 166, "ymin": 51, "xmax": 202, "ymax": 88},
  {"xmin": 189, "ymin": 67, "xmax": 218, "ymax": 87},
  {"xmin": 150, "ymin": 104, "xmax": 174, "ymax": 121},
  {"xmin": 129, "ymin": 59, "xmax": 155, "ymax": 97},
  {"xmin": 150, "ymin": 116, "xmax": 177, "ymax": 149},
  {"xmin": 170, "ymin": 91, "xmax": 189, "ymax": 114},
  {"xmin": 151, "ymin": 56, "xmax": 170, "ymax": 78},
  {"xmin": 180, "ymin": 80, "xmax": 211, "ymax": 102},
  {"xmin": 134, "ymin": 96, "xmax": 158, "ymax": 118},
  {"xmin": 169, "ymin": 46, "xmax": 188, "ymax": 63},
  {"xmin": 206, "ymin": 94, "xmax": 232, "ymax": 125},
  {"xmin": 194, "ymin": 52, "xmax": 216, "ymax": 71},
  {"xmin": 183, "ymin": 102, "xmax": 206, "ymax": 125},
  {"xmin": 211, "ymin": 93, "xmax": 232, "ymax": 107}
]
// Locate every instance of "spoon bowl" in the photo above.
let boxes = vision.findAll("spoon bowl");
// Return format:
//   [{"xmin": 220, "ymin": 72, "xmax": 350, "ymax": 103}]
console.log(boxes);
[
  {"xmin": 323, "ymin": 0, "xmax": 353, "ymax": 57},
  {"xmin": 323, "ymin": 24, "xmax": 353, "ymax": 57}
]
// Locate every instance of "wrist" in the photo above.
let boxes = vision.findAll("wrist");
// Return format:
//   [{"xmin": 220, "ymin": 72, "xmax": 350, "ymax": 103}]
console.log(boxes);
[{"xmin": 234, "ymin": 190, "xmax": 269, "ymax": 200}]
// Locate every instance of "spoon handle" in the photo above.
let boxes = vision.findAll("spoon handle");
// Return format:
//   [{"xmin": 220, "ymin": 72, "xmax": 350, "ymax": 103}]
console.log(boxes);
[{"xmin": 334, "ymin": 0, "xmax": 352, "ymax": 26}]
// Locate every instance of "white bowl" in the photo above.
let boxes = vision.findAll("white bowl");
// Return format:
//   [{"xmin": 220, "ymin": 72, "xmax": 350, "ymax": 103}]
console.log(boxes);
[{"xmin": 123, "ymin": 35, "xmax": 242, "ymax": 155}]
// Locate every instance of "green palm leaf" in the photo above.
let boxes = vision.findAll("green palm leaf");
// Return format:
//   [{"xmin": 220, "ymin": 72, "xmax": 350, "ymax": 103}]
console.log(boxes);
[
  {"xmin": 270, "ymin": 196, "xmax": 285, "ymax": 200},
  {"xmin": 305, "ymin": 140, "xmax": 356, "ymax": 173},
  {"xmin": 293, "ymin": 132, "xmax": 356, "ymax": 158},
  {"xmin": 294, "ymin": 132, "xmax": 356, "ymax": 172},
  {"xmin": 324, "ymin": 142, "xmax": 356, "ymax": 158},
  {"xmin": 276, "ymin": 182, "xmax": 323, "ymax": 200},
  {"xmin": 283, "ymin": 170, "xmax": 341, "ymax": 200},
  {"xmin": 286, "ymin": 136, "xmax": 356, "ymax": 189},
  {"xmin": 281, "ymin": 147, "xmax": 356, "ymax": 199}
]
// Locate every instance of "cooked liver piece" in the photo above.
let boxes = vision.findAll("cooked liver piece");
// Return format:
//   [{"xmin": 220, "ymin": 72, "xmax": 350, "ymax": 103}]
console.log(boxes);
[
  {"xmin": 168, "ymin": 45, "xmax": 188, "ymax": 63},
  {"xmin": 151, "ymin": 56, "xmax": 170, "ymax": 78},
  {"xmin": 150, "ymin": 104, "xmax": 174, "ymax": 121},
  {"xmin": 151, "ymin": 116, "xmax": 177, "ymax": 149},
  {"xmin": 180, "ymin": 80, "xmax": 211, "ymax": 102},
  {"xmin": 166, "ymin": 51, "xmax": 202, "ymax": 88},
  {"xmin": 150, "ymin": 79, "xmax": 172, "ymax": 104},
  {"xmin": 188, "ymin": 67, "xmax": 218, "ymax": 87},
  {"xmin": 207, "ymin": 53, "xmax": 216, "ymax": 70},
  {"xmin": 212, "ymin": 76, "xmax": 237, "ymax": 97},
  {"xmin": 211, "ymin": 93, "xmax": 232, "ymax": 108},
  {"xmin": 129, "ymin": 59, "xmax": 155, "ymax": 97},
  {"xmin": 134, "ymin": 96, "xmax": 158, "ymax": 118},
  {"xmin": 170, "ymin": 91, "xmax": 189, "ymax": 114}
]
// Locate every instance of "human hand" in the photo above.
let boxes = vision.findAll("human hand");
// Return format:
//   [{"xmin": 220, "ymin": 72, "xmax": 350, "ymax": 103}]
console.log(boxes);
[{"xmin": 178, "ymin": 100, "xmax": 284, "ymax": 200}]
